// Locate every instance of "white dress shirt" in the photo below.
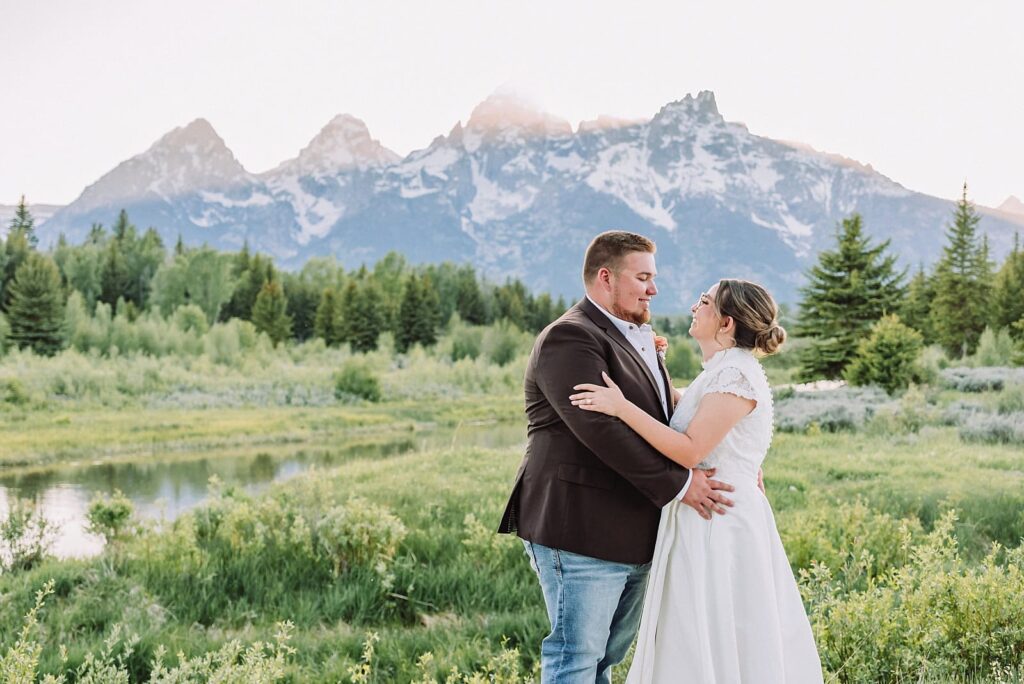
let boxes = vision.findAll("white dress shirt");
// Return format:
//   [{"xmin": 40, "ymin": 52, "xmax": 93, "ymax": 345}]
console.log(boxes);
[{"xmin": 587, "ymin": 296, "xmax": 693, "ymax": 501}]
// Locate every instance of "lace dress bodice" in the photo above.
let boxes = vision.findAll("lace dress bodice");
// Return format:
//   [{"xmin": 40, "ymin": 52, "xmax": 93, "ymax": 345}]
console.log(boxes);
[{"xmin": 668, "ymin": 347, "xmax": 774, "ymax": 478}]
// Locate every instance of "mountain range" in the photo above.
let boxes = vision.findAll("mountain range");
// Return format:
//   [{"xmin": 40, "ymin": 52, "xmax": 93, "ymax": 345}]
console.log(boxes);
[{"xmin": 35, "ymin": 91, "xmax": 1024, "ymax": 309}]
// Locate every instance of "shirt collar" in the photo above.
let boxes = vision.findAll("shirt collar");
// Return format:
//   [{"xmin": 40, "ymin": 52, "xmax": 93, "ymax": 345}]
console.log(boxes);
[{"xmin": 586, "ymin": 295, "xmax": 653, "ymax": 337}]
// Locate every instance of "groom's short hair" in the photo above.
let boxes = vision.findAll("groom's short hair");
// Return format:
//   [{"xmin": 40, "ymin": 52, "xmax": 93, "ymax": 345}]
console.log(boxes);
[{"xmin": 583, "ymin": 231, "xmax": 656, "ymax": 284}]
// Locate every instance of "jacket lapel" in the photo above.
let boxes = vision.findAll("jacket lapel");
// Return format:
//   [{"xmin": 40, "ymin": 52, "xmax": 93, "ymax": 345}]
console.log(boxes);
[{"xmin": 578, "ymin": 298, "xmax": 666, "ymax": 415}]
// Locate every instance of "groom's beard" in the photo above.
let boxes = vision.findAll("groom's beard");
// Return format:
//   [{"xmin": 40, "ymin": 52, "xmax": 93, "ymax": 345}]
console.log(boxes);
[{"xmin": 609, "ymin": 295, "xmax": 652, "ymax": 325}]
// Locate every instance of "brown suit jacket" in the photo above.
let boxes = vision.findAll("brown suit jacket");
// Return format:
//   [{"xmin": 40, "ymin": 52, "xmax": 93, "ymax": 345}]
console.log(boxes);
[{"xmin": 498, "ymin": 297, "xmax": 690, "ymax": 564}]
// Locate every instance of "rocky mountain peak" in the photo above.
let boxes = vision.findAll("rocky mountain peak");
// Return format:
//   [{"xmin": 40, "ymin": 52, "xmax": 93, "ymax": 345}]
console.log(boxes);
[
  {"xmin": 464, "ymin": 92, "xmax": 572, "ymax": 139},
  {"xmin": 652, "ymin": 90, "xmax": 723, "ymax": 125},
  {"xmin": 998, "ymin": 195, "xmax": 1024, "ymax": 216},
  {"xmin": 272, "ymin": 114, "xmax": 400, "ymax": 177}
]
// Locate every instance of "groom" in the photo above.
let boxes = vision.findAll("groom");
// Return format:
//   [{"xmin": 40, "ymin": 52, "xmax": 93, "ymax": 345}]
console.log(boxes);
[{"xmin": 498, "ymin": 230, "xmax": 735, "ymax": 683}]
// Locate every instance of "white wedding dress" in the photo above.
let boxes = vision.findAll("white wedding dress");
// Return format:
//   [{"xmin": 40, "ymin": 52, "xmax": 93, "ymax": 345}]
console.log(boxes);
[{"xmin": 627, "ymin": 348, "xmax": 823, "ymax": 683}]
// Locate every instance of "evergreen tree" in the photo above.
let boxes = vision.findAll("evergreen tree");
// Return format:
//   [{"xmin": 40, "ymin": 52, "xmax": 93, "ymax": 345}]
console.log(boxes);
[
  {"xmin": 930, "ymin": 185, "xmax": 993, "ymax": 356},
  {"xmin": 314, "ymin": 287, "xmax": 345, "ymax": 346},
  {"xmin": 494, "ymin": 278, "xmax": 531, "ymax": 329},
  {"xmin": 251, "ymin": 280, "xmax": 292, "ymax": 346},
  {"xmin": 9, "ymin": 196, "xmax": 37, "ymax": 248},
  {"xmin": 899, "ymin": 264, "xmax": 934, "ymax": 338},
  {"xmin": 372, "ymin": 252, "xmax": 408, "ymax": 331},
  {"xmin": 796, "ymin": 213, "xmax": 906, "ymax": 379},
  {"xmin": 87, "ymin": 223, "xmax": 106, "ymax": 245},
  {"xmin": 282, "ymin": 272, "xmax": 320, "ymax": 341},
  {"xmin": 221, "ymin": 248, "xmax": 273, "ymax": 321},
  {"xmin": 0, "ymin": 235, "xmax": 7, "ymax": 309},
  {"xmin": 99, "ymin": 239, "xmax": 131, "ymax": 309},
  {"xmin": 994, "ymin": 233, "xmax": 1024, "ymax": 337},
  {"xmin": 124, "ymin": 227, "xmax": 165, "ymax": 309},
  {"xmin": 174, "ymin": 234, "xmax": 186, "ymax": 256},
  {"xmin": 62, "ymin": 245, "xmax": 104, "ymax": 310},
  {"xmin": 5, "ymin": 252, "xmax": 65, "ymax": 355},
  {"xmin": 529, "ymin": 292, "xmax": 558, "ymax": 332},
  {"xmin": 454, "ymin": 265, "xmax": 487, "ymax": 324},
  {"xmin": 343, "ymin": 279, "xmax": 385, "ymax": 353},
  {"xmin": 2, "ymin": 225, "xmax": 31, "ymax": 311},
  {"xmin": 845, "ymin": 314, "xmax": 924, "ymax": 395},
  {"xmin": 395, "ymin": 274, "xmax": 440, "ymax": 352}
]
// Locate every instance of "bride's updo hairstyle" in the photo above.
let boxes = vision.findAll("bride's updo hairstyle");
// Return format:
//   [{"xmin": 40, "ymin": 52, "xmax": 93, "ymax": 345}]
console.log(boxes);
[{"xmin": 715, "ymin": 279, "xmax": 787, "ymax": 356}]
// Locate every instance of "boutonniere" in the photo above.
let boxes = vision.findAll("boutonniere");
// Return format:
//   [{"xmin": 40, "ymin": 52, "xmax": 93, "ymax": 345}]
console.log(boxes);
[{"xmin": 654, "ymin": 334, "xmax": 668, "ymax": 361}]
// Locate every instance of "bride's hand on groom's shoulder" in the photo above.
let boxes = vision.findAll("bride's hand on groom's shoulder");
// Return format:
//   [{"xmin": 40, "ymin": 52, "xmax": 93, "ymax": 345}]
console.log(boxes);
[{"xmin": 570, "ymin": 371, "xmax": 626, "ymax": 418}]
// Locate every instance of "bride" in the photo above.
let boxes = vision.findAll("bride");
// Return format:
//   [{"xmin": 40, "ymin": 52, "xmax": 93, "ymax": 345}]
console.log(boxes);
[{"xmin": 569, "ymin": 278, "xmax": 823, "ymax": 683}]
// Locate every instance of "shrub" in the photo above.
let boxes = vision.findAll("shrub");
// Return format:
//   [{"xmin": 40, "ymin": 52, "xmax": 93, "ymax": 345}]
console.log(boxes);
[
  {"xmin": 845, "ymin": 314, "xmax": 923, "ymax": 394},
  {"xmin": 0, "ymin": 580, "xmax": 294, "ymax": 683},
  {"xmin": 0, "ymin": 496, "xmax": 54, "ymax": 572},
  {"xmin": 774, "ymin": 386, "xmax": 889, "ymax": 433},
  {"xmin": 317, "ymin": 498, "xmax": 407, "ymax": 587},
  {"xmin": 958, "ymin": 412, "xmax": 1024, "ymax": 445},
  {"xmin": 449, "ymin": 325, "xmax": 483, "ymax": 362},
  {"xmin": 0, "ymin": 376, "xmax": 31, "ymax": 406},
  {"xmin": 998, "ymin": 382, "xmax": 1024, "ymax": 414},
  {"xmin": 971, "ymin": 326, "xmax": 1016, "ymax": 367},
  {"xmin": 806, "ymin": 512, "xmax": 1024, "ymax": 682},
  {"xmin": 86, "ymin": 490, "xmax": 135, "ymax": 543},
  {"xmin": 481, "ymin": 320, "xmax": 530, "ymax": 367},
  {"xmin": 172, "ymin": 303, "xmax": 209, "ymax": 335},
  {"xmin": 334, "ymin": 360, "xmax": 382, "ymax": 402},
  {"xmin": 939, "ymin": 367, "xmax": 1024, "ymax": 392}
]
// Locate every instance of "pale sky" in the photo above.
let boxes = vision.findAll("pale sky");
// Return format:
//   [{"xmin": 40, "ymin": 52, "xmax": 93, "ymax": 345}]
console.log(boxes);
[{"xmin": 2, "ymin": 0, "xmax": 1022, "ymax": 209}]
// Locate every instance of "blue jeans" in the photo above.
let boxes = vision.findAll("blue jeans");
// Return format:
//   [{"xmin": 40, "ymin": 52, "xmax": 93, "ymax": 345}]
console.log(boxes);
[{"xmin": 523, "ymin": 540, "xmax": 650, "ymax": 684}]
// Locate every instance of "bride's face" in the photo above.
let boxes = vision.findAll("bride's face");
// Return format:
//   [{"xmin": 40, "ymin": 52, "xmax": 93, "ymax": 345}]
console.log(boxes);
[{"xmin": 688, "ymin": 283, "xmax": 721, "ymax": 342}]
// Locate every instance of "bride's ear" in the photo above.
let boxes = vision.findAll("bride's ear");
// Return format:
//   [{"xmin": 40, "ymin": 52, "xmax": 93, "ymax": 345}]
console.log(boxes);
[{"xmin": 720, "ymin": 315, "xmax": 735, "ymax": 335}]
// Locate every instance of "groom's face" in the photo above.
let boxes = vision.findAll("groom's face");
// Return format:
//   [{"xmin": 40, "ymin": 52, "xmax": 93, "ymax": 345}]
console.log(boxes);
[{"xmin": 608, "ymin": 251, "xmax": 658, "ymax": 325}]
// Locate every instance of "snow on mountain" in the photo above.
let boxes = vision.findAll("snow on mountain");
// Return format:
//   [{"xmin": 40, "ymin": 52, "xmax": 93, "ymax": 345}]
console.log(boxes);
[{"xmin": 39, "ymin": 92, "xmax": 1024, "ymax": 308}]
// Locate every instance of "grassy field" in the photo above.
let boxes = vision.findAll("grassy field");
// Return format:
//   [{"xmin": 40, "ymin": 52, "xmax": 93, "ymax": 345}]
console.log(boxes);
[{"xmin": 2, "ymin": 342, "xmax": 1023, "ymax": 683}]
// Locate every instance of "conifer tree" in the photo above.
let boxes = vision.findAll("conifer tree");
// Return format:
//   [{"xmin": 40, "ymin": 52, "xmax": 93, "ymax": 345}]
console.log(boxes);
[
  {"xmin": 930, "ymin": 185, "xmax": 993, "ymax": 356},
  {"xmin": 9, "ymin": 196, "xmax": 37, "ymax": 248},
  {"xmin": 222, "ymin": 247, "xmax": 272, "ymax": 321},
  {"xmin": 454, "ymin": 266, "xmax": 487, "ymax": 324},
  {"xmin": 796, "ymin": 213, "xmax": 906, "ymax": 379},
  {"xmin": 5, "ymin": 253, "xmax": 65, "ymax": 355},
  {"xmin": 314, "ymin": 287, "xmax": 345, "ymax": 346},
  {"xmin": 372, "ymin": 252, "xmax": 408, "ymax": 331},
  {"xmin": 343, "ymin": 279, "xmax": 385, "ymax": 353},
  {"xmin": 993, "ymin": 233, "xmax": 1024, "ymax": 337},
  {"xmin": 494, "ymin": 279, "xmax": 531, "ymax": 329},
  {"xmin": 251, "ymin": 280, "xmax": 292, "ymax": 346},
  {"xmin": 2, "ymin": 227, "xmax": 32, "ymax": 312},
  {"xmin": 395, "ymin": 274, "xmax": 440, "ymax": 352},
  {"xmin": 845, "ymin": 314, "xmax": 923, "ymax": 395},
  {"xmin": 899, "ymin": 264, "xmax": 934, "ymax": 338},
  {"xmin": 99, "ymin": 239, "xmax": 131, "ymax": 309},
  {"xmin": 0, "ymin": 235, "xmax": 7, "ymax": 308}
]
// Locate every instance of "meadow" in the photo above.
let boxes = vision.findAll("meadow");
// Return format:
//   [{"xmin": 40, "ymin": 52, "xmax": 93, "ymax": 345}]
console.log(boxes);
[{"xmin": 1, "ymin": 328, "xmax": 1023, "ymax": 683}]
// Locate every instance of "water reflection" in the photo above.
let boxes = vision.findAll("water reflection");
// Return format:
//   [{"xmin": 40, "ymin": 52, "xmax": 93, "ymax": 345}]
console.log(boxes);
[{"xmin": 0, "ymin": 422, "xmax": 524, "ymax": 559}]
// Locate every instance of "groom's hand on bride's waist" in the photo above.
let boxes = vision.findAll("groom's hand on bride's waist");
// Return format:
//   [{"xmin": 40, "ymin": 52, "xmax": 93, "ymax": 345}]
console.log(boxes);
[{"xmin": 680, "ymin": 468, "xmax": 735, "ymax": 520}]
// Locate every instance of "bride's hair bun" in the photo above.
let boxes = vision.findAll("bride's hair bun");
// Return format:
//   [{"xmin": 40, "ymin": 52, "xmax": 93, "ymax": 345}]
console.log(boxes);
[
  {"xmin": 716, "ymin": 279, "xmax": 787, "ymax": 356},
  {"xmin": 755, "ymin": 323, "xmax": 787, "ymax": 356}
]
